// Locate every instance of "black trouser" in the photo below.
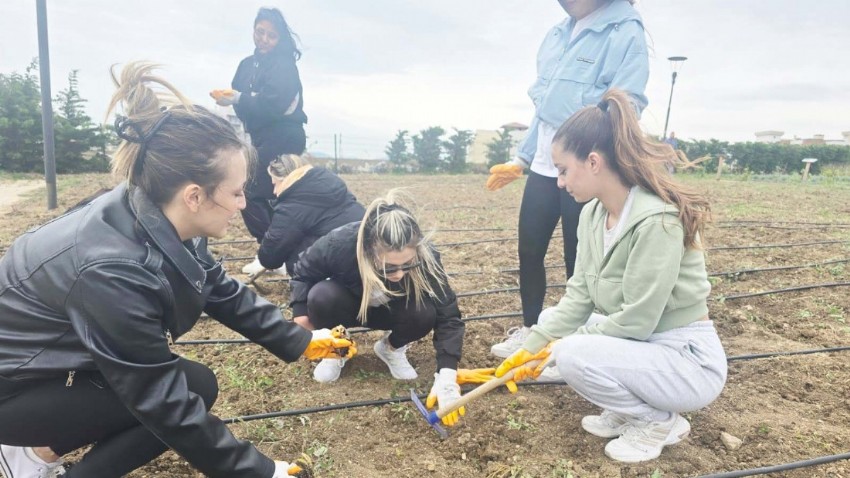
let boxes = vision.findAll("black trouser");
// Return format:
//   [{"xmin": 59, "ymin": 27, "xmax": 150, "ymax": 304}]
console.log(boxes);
[
  {"xmin": 518, "ymin": 171, "xmax": 586, "ymax": 327},
  {"xmin": 243, "ymin": 123, "xmax": 307, "ymax": 241},
  {"xmin": 0, "ymin": 358, "xmax": 218, "ymax": 478},
  {"xmin": 306, "ymin": 280, "xmax": 436, "ymax": 349}
]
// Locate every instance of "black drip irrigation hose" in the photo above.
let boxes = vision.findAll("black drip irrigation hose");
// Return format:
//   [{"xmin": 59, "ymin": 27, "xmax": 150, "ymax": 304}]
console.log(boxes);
[
  {"xmin": 717, "ymin": 220, "xmax": 850, "ymax": 227},
  {"xmin": 708, "ymin": 239, "xmax": 849, "ymax": 251},
  {"xmin": 715, "ymin": 281, "xmax": 850, "ymax": 301},
  {"xmin": 693, "ymin": 451, "xmax": 850, "ymax": 478},
  {"xmin": 710, "ymin": 257, "xmax": 850, "ymax": 277}
]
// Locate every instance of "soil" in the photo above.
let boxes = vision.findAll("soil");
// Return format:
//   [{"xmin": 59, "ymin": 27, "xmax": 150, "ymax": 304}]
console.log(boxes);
[{"xmin": 1, "ymin": 174, "xmax": 849, "ymax": 478}]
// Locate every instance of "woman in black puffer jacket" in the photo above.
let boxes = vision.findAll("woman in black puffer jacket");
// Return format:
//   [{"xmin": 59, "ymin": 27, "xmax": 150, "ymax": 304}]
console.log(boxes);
[{"xmin": 257, "ymin": 155, "xmax": 365, "ymax": 274}]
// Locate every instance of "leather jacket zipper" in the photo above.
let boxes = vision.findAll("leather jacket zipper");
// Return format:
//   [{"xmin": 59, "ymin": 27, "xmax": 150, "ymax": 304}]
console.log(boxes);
[
  {"xmin": 165, "ymin": 329, "xmax": 174, "ymax": 346},
  {"xmin": 66, "ymin": 371, "xmax": 76, "ymax": 387}
]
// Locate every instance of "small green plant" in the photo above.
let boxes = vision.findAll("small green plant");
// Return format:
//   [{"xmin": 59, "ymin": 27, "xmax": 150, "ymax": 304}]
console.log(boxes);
[
  {"xmin": 391, "ymin": 402, "xmax": 413, "ymax": 422},
  {"xmin": 551, "ymin": 459, "xmax": 575, "ymax": 478},
  {"xmin": 650, "ymin": 469, "xmax": 664, "ymax": 478},
  {"xmin": 507, "ymin": 413, "xmax": 534, "ymax": 431},
  {"xmin": 798, "ymin": 309, "xmax": 813, "ymax": 319},
  {"xmin": 308, "ymin": 440, "xmax": 334, "ymax": 474},
  {"xmin": 757, "ymin": 423, "xmax": 771, "ymax": 436}
]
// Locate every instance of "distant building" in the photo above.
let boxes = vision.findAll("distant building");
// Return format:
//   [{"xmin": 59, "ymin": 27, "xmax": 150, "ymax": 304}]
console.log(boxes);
[
  {"xmin": 467, "ymin": 122, "xmax": 529, "ymax": 166},
  {"xmin": 754, "ymin": 131, "xmax": 784, "ymax": 143},
  {"xmin": 756, "ymin": 130, "xmax": 849, "ymax": 146}
]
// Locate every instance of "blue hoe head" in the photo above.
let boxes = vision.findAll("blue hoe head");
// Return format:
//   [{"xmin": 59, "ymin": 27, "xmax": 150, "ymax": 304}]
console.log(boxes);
[{"xmin": 409, "ymin": 388, "xmax": 448, "ymax": 439}]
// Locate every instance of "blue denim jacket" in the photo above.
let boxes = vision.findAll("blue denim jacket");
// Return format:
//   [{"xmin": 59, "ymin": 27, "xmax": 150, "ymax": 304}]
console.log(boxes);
[{"xmin": 517, "ymin": 0, "xmax": 649, "ymax": 164}]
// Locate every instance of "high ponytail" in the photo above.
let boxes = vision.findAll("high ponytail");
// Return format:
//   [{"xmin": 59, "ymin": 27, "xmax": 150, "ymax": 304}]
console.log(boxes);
[
  {"xmin": 105, "ymin": 61, "xmax": 255, "ymax": 206},
  {"xmin": 553, "ymin": 89, "xmax": 710, "ymax": 249}
]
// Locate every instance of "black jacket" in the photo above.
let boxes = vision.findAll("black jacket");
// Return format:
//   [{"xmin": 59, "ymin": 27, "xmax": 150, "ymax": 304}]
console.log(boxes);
[
  {"xmin": 289, "ymin": 223, "xmax": 465, "ymax": 370},
  {"xmin": 257, "ymin": 167, "xmax": 365, "ymax": 271},
  {"xmin": 0, "ymin": 184, "xmax": 311, "ymax": 478},
  {"xmin": 232, "ymin": 48, "xmax": 307, "ymax": 135}
]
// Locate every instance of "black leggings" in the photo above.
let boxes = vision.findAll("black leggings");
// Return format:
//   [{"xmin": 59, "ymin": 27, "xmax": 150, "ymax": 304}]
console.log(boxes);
[
  {"xmin": 0, "ymin": 358, "xmax": 218, "ymax": 478},
  {"xmin": 242, "ymin": 124, "xmax": 307, "ymax": 241},
  {"xmin": 306, "ymin": 280, "xmax": 436, "ymax": 349},
  {"xmin": 518, "ymin": 171, "xmax": 586, "ymax": 327}
]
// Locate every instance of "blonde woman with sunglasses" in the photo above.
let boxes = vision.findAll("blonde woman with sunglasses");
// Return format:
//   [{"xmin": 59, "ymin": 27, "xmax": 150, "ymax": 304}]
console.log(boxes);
[{"xmin": 289, "ymin": 190, "xmax": 467, "ymax": 425}]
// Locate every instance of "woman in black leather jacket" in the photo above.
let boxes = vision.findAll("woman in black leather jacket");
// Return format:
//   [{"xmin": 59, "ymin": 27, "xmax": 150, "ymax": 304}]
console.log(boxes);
[
  {"xmin": 212, "ymin": 7, "xmax": 308, "ymax": 275},
  {"xmin": 0, "ymin": 62, "xmax": 351, "ymax": 478}
]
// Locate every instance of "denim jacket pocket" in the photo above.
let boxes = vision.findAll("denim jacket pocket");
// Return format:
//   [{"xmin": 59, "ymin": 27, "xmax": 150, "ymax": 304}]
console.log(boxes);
[{"xmin": 544, "ymin": 62, "xmax": 597, "ymax": 116}]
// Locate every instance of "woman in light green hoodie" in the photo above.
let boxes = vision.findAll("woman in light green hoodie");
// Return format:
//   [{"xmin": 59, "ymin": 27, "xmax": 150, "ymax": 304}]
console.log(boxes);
[{"xmin": 495, "ymin": 89, "xmax": 726, "ymax": 463}]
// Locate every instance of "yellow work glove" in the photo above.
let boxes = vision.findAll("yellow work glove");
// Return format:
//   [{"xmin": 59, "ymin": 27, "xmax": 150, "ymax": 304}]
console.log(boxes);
[
  {"xmin": 426, "ymin": 368, "xmax": 466, "ymax": 426},
  {"xmin": 302, "ymin": 326, "xmax": 356, "ymax": 361},
  {"xmin": 485, "ymin": 162, "xmax": 524, "ymax": 191},
  {"xmin": 494, "ymin": 344, "xmax": 552, "ymax": 382},
  {"xmin": 209, "ymin": 88, "xmax": 240, "ymax": 106},
  {"xmin": 456, "ymin": 367, "xmax": 518, "ymax": 393}
]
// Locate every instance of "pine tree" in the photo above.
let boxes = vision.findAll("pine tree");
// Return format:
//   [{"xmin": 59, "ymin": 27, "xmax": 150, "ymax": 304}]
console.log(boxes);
[{"xmin": 0, "ymin": 60, "xmax": 44, "ymax": 172}]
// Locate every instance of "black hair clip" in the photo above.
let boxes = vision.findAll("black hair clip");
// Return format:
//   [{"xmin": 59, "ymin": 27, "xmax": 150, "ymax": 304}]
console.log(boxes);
[
  {"xmin": 597, "ymin": 99, "xmax": 609, "ymax": 112},
  {"xmin": 114, "ymin": 111, "xmax": 173, "ymax": 177}
]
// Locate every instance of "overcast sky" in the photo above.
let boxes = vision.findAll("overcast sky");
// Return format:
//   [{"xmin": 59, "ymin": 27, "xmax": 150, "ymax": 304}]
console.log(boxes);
[{"xmin": 2, "ymin": 1, "xmax": 849, "ymax": 158}]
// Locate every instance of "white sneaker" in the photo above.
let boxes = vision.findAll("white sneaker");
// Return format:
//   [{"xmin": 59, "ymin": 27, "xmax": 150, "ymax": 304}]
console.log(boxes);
[
  {"xmin": 241, "ymin": 257, "xmax": 264, "ymax": 275},
  {"xmin": 0, "ymin": 445, "xmax": 65, "ymax": 478},
  {"xmin": 604, "ymin": 414, "xmax": 691, "ymax": 463},
  {"xmin": 582, "ymin": 410, "xmax": 630, "ymax": 438},
  {"xmin": 373, "ymin": 335, "xmax": 418, "ymax": 380},
  {"xmin": 313, "ymin": 358, "xmax": 347, "ymax": 383},
  {"xmin": 269, "ymin": 263, "xmax": 287, "ymax": 277},
  {"xmin": 241, "ymin": 257, "xmax": 286, "ymax": 276},
  {"xmin": 490, "ymin": 326, "xmax": 530, "ymax": 358}
]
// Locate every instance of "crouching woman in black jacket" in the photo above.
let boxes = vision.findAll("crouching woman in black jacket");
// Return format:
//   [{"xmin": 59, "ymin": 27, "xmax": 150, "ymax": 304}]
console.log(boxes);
[
  {"xmin": 255, "ymin": 154, "xmax": 365, "ymax": 275},
  {"xmin": 290, "ymin": 190, "xmax": 468, "ymax": 426},
  {"xmin": 0, "ymin": 62, "xmax": 352, "ymax": 478}
]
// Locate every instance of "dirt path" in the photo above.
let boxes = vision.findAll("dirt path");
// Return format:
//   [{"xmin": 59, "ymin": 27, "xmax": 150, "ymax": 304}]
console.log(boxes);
[{"xmin": 0, "ymin": 179, "xmax": 44, "ymax": 214}]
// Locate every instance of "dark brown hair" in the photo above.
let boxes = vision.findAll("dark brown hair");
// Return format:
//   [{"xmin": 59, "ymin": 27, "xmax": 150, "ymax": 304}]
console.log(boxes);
[{"xmin": 552, "ymin": 89, "xmax": 710, "ymax": 249}]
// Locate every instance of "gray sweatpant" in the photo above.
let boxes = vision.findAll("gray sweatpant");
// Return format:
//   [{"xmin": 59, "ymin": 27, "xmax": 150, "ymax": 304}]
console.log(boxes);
[{"xmin": 549, "ymin": 313, "xmax": 727, "ymax": 420}]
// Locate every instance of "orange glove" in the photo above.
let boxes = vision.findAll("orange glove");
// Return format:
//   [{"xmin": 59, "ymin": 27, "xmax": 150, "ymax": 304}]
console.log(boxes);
[
  {"xmin": 494, "ymin": 344, "xmax": 552, "ymax": 382},
  {"xmin": 210, "ymin": 88, "xmax": 240, "ymax": 106},
  {"xmin": 485, "ymin": 163, "xmax": 524, "ymax": 191},
  {"xmin": 302, "ymin": 327, "xmax": 357, "ymax": 360},
  {"xmin": 456, "ymin": 367, "xmax": 517, "ymax": 393}
]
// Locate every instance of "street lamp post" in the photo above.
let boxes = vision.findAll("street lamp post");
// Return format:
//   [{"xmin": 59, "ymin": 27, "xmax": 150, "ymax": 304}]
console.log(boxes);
[{"xmin": 662, "ymin": 56, "xmax": 688, "ymax": 141}]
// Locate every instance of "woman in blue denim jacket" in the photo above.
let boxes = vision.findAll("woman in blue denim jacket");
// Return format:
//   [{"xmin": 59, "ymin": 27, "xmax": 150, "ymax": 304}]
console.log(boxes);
[{"xmin": 488, "ymin": 0, "xmax": 650, "ymax": 360}]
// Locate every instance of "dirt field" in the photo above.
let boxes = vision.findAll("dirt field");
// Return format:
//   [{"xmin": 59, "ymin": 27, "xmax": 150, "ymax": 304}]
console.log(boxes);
[{"xmin": 2, "ymin": 173, "xmax": 849, "ymax": 478}]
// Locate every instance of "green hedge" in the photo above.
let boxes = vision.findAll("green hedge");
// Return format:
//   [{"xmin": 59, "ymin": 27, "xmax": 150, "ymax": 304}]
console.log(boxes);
[{"xmin": 678, "ymin": 140, "xmax": 850, "ymax": 174}]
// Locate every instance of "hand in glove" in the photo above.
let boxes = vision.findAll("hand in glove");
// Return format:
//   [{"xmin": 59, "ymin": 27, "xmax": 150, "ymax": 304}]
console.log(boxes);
[
  {"xmin": 272, "ymin": 461, "xmax": 298, "ymax": 478},
  {"xmin": 302, "ymin": 327, "xmax": 356, "ymax": 361},
  {"xmin": 426, "ymin": 368, "xmax": 466, "ymax": 426},
  {"xmin": 494, "ymin": 344, "xmax": 553, "ymax": 382},
  {"xmin": 485, "ymin": 158, "xmax": 527, "ymax": 191},
  {"xmin": 456, "ymin": 367, "xmax": 517, "ymax": 393},
  {"xmin": 210, "ymin": 88, "xmax": 241, "ymax": 106}
]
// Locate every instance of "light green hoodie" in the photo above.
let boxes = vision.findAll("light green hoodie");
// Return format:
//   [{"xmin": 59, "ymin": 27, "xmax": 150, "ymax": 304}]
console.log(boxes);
[{"xmin": 524, "ymin": 186, "xmax": 711, "ymax": 353}]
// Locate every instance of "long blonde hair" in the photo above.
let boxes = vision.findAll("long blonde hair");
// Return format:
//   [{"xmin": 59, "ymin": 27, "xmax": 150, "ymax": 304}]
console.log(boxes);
[
  {"xmin": 552, "ymin": 89, "xmax": 710, "ymax": 249},
  {"xmin": 355, "ymin": 189, "xmax": 447, "ymax": 323},
  {"xmin": 106, "ymin": 61, "xmax": 255, "ymax": 206}
]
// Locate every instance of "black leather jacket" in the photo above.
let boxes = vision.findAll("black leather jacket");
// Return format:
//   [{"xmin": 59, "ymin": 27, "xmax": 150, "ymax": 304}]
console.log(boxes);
[
  {"xmin": 289, "ymin": 222, "xmax": 465, "ymax": 370},
  {"xmin": 0, "ymin": 183, "xmax": 311, "ymax": 478}
]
